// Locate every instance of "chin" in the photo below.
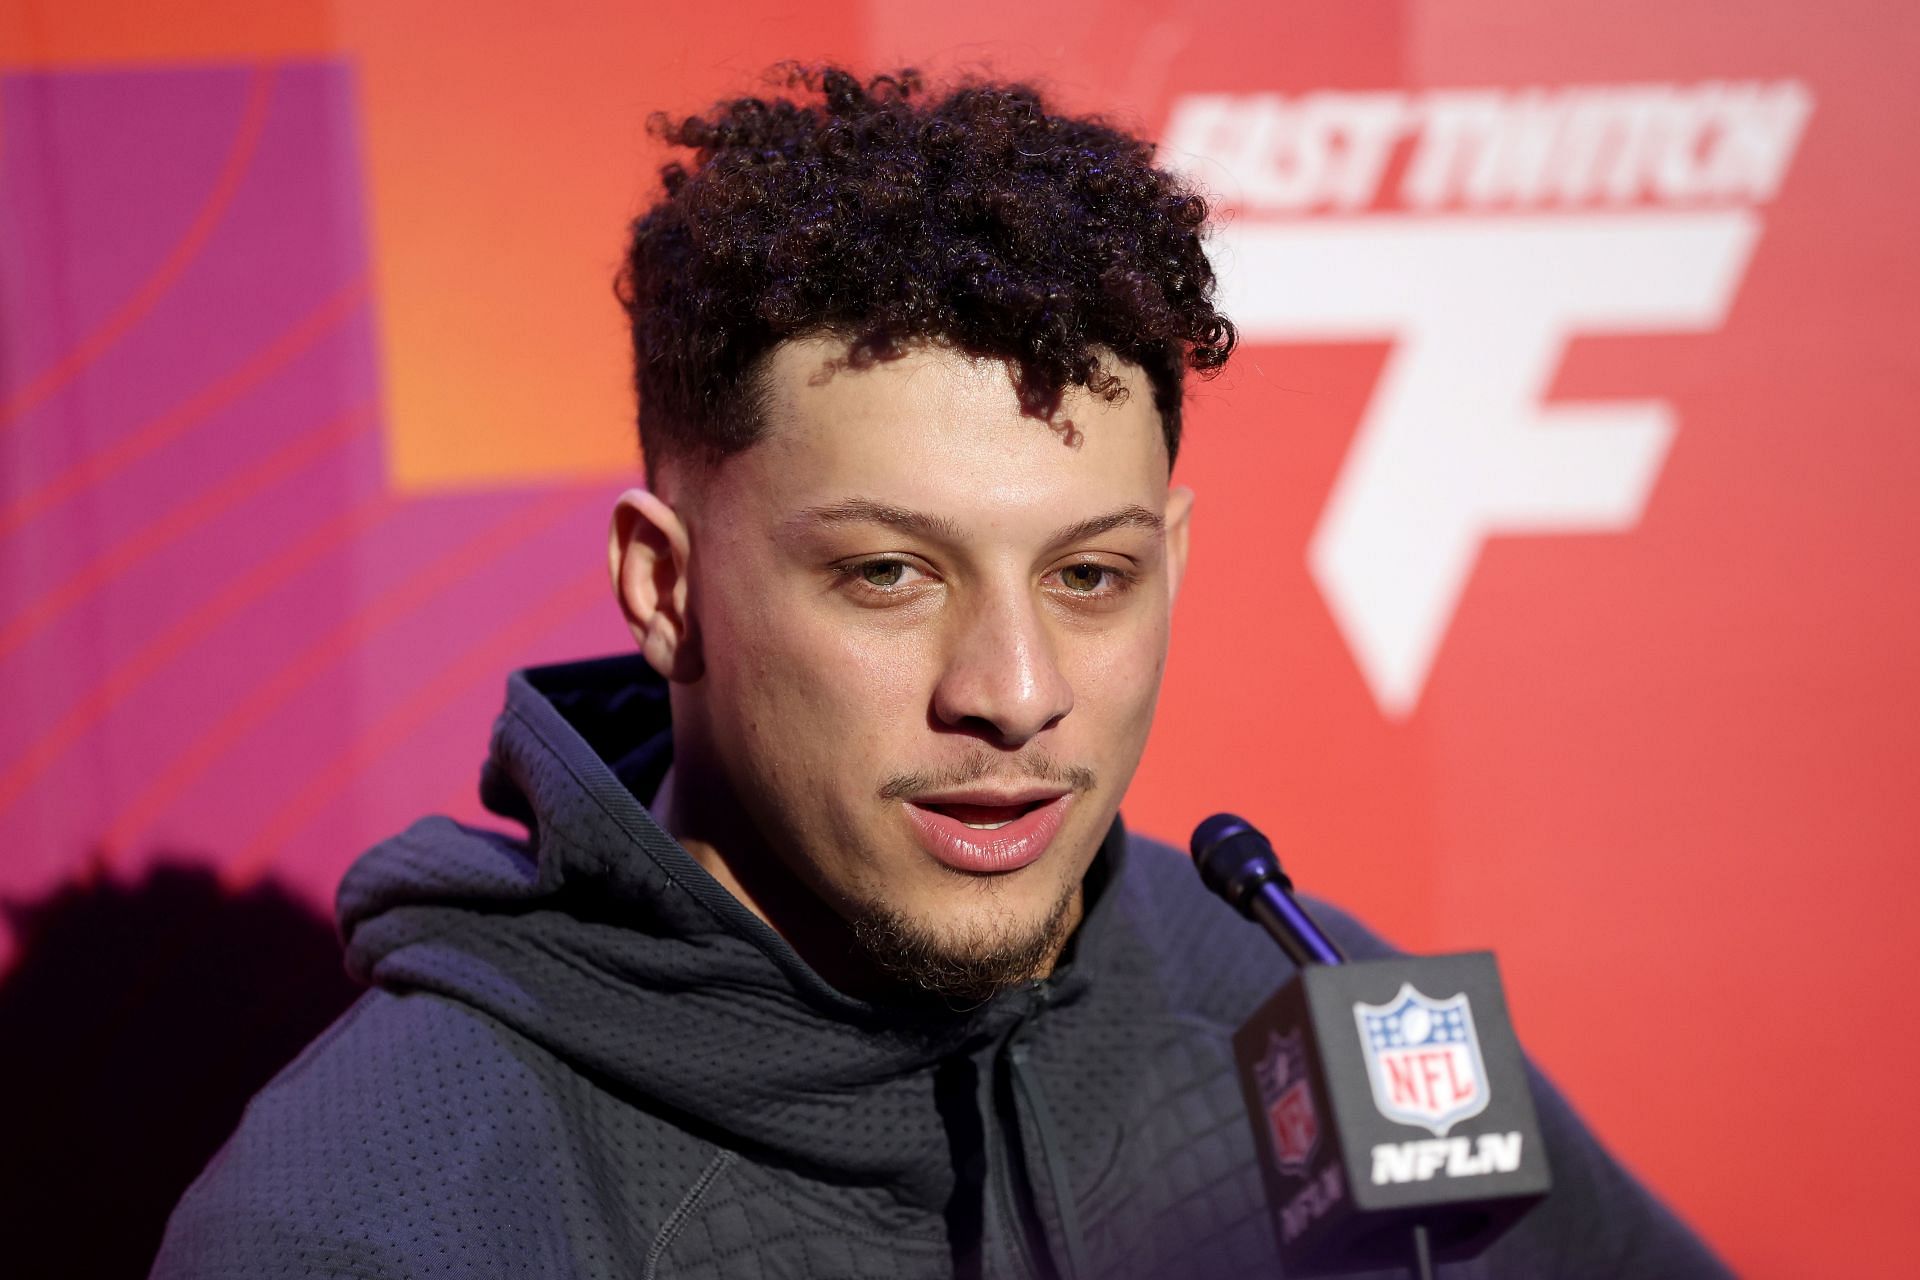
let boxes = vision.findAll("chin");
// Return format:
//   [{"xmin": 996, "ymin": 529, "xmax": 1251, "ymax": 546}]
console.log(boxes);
[{"xmin": 844, "ymin": 878, "xmax": 1080, "ymax": 1003}]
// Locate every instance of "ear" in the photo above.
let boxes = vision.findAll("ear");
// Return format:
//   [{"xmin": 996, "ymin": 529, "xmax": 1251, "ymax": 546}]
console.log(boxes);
[
  {"xmin": 1164, "ymin": 484, "xmax": 1195, "ymax": 609},
  {"xmin": 609, "ymin": 488, "xmax": 703, "ymax": 682}
]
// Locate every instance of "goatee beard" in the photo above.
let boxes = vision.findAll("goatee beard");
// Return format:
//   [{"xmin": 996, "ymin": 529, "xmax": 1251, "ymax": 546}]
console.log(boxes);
[{"xmin": 846, "ymin": 886, "xmax": 1079, "ymax": 1005}]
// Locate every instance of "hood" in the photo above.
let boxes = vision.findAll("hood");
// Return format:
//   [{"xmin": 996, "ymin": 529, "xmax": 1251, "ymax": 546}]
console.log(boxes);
[{"xmin": 335, "ymin": 653, "xmax": 1123, "ymax": 1210}]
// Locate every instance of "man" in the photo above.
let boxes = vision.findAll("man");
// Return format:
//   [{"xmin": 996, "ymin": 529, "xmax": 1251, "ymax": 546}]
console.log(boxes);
[{"xmin": 153, "ymin": 67, "xmax": 1725, "ymax": 1278}]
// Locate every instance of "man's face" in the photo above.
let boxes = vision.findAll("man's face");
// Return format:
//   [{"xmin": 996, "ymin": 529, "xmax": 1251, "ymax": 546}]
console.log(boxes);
[{"xmin": 659, "ymin": 336, "xmax": 1191, "ymax": 996}]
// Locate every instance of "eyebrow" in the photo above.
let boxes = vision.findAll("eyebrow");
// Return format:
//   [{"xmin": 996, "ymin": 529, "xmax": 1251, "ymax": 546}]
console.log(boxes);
[
  {"xmin": 787, "ymin": 498, "xmax": 965, "ymax": 542},
  {"xmin": 1047, "ymin": 505, "xmax": 1165, "ymax": 548},
  {"xmin": 787, "ymin": 498, "xmax": 1162, "ymax": 548}
]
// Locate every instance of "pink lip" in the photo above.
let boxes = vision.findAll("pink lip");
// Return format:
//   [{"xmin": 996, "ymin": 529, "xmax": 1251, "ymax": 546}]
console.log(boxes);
[
  {"xmin": 910, "ymin": 784, "xmax": 1068, "ymax": 808},
  {"xmin": 903, "ymin": 792, "xmax": 1073, "ymax": 874}
]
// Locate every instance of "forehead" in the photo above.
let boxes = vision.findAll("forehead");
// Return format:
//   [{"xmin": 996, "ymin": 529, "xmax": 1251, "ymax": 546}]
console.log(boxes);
[{"xmin": 706, "ymin": 337, "xmax": 1169, "ymax": 525}]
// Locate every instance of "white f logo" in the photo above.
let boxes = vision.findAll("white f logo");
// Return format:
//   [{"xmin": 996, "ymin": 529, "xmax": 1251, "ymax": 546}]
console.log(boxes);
[{"xmin": 1218, "ymin": 212, "xmax": 1760, "ymax": 718}]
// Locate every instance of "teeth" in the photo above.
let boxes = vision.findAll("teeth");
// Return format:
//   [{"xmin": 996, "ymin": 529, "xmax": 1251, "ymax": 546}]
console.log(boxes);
[{"xmin": 962, "ymin": 820, "xmax": 1014, "ymax": 830}]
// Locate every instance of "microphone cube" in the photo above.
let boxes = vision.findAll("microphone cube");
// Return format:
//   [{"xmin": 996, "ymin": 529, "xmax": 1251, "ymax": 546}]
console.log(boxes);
[{"xmin": 1233, "ymin": 952, "xmax": 1551, "ymax": 1274}]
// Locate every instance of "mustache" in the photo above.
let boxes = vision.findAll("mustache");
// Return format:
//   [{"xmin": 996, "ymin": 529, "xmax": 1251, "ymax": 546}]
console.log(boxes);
[{"xmin": 878, "ymin": 750, "xmax": 1097, "ymax": 801}]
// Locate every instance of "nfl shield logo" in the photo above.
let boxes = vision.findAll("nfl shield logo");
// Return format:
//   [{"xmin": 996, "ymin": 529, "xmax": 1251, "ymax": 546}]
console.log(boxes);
[
  {"xmin": 1353, "ymin": 984, "xmax": 1490, "ymax": 1136},
  {"xmin": 1255, "ymin": 1030, "xmax": 1320, "ymax": 1173}
]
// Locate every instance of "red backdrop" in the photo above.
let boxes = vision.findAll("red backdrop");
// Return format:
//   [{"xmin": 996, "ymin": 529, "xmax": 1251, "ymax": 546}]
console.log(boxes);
[{"xmin": 4, "ymin": 2, "xmax": 1915, "ymax": 1275}]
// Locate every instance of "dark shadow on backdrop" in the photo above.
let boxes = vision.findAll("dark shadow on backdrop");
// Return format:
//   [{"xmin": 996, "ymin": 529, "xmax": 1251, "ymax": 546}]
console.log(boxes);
[{"xmin": 0, "ymin": 860, "xmax": 362, "ymax": 1279}]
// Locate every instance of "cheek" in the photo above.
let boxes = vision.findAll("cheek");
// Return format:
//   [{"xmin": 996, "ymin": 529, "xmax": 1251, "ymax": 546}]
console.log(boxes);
[
  {"xmin": 705, "ymin": 580, "xmax": 934, "ymax": 766},
  {"xmin": 1068, "ymin": 602, "xmax": 1172, "ymax": 730}
]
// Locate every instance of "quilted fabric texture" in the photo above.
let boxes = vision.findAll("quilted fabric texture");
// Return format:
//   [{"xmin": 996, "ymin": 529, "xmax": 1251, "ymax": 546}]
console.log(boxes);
[{"xmin": 151, "ymin": 655, "xmax": 1727, "ymax": 1279}]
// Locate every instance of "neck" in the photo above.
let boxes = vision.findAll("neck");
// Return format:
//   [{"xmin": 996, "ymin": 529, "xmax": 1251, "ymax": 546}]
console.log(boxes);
[{"xmin": 650, "ymin": 762, "xmax": 904, "ymax": 998}]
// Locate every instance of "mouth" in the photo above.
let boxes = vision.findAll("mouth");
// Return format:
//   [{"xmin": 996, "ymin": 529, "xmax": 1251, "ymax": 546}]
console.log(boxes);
[{"xmin": 902, "ymin": 791, "xmax": 1073, "ymax": 874}]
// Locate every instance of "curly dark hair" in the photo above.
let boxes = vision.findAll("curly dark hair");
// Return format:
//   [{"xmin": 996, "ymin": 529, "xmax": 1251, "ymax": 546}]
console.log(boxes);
[{"xmin": 617, "ymin": 65, "xmax": 1236, "ymax": 476}]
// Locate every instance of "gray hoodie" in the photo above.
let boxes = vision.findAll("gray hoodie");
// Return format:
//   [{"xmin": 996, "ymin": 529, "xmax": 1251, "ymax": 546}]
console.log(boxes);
[{"xmin": 152, "ymin": 654, "xmax": 1727, "ymax": 1279}]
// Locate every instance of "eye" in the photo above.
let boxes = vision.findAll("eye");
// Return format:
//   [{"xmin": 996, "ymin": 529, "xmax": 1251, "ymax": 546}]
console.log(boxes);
[
  {"xmin": 1048, "ymin": 560, "xmax": 1137, "ymax": 603},
  {"xmin": 832, "ymin": 557, "xmax": 934, "ymax": 601},
  {"xmin": 1058, "ymin": 563, "xmax": 1111, "ymax": 593},
  {"xmin": 860, "ymin": 560, "xmax": 909, "ymax": 588}
]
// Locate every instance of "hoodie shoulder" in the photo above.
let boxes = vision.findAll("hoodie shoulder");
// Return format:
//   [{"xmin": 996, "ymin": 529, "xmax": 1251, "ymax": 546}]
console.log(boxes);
[
  {"xmin": 1108, "ymin": 830, "xmax": 1400, "ymax": 1028},
  {"xmin": 152, "ymin": 988, "xmax": 716, "ymax": 1279}
]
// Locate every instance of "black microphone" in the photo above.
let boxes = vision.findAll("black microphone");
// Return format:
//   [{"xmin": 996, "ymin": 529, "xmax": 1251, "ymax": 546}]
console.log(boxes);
[
  {"xmin": 1193, "ymin": 814, "xmax": 1552, "ymax": 1278},
  {"xmin": 1192, "ymin": 813, "xmax": 1345, "ymax": 967}
]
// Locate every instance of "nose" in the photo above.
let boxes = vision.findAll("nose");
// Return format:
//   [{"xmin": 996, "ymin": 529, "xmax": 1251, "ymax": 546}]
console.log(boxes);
[{"xmin": 930, "ymin": 588, "xmax": 1075, "ymax": 747}]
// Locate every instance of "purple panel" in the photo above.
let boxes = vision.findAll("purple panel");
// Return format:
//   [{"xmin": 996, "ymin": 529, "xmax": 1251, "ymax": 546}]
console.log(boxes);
[{"xmin": 0, "ymin": 61, "xmax": 628, "ymax": 967}]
